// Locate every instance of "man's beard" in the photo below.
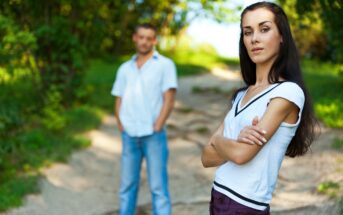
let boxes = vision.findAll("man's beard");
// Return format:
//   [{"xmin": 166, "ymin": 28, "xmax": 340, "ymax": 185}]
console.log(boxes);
[{"xmin": 137, "ymin": 45, "xmax": 153, "ymax": 55}]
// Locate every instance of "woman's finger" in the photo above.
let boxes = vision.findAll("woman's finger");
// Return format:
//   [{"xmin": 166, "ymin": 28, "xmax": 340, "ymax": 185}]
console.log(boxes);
[
  {"xmin": 250, "ymin": 126, "xmax": 267, "ymax": 136},
  {"xmin": 241, "ymin": 137, "xmax": 255, "ymax": 145},
  {"xmin": 245, "ymin": 134, "xmax": 263, "ymax": 145},
  {"xmin": 248, "ymin": 129, "xmax": 267, "ymax": 143}
]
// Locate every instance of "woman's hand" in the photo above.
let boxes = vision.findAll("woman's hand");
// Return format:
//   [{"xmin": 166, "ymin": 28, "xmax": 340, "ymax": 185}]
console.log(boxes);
[{"xmin": 237, "ymin": 116, "xmax": 267, "ymax": 146}]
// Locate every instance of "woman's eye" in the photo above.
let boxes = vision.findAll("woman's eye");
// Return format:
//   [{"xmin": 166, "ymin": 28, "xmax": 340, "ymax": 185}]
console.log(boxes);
[
  {"xmin": 261, "ymin": 27, "xmax": 270, "ymax": 33},
  {"xmin": 244, "ymin": 31, "xmax": 252, "ymax": 36}
]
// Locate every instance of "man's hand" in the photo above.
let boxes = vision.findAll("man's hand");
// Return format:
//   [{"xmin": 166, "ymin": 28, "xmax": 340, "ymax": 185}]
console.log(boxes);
[
  {"xmin": 237, "ymin": 116, "xmax": 267, "ymax": 145},
  {"xmin": 153, "ymin": 89, "xmax": 176, "ymax": 133},
  {"xmin": 153, "ymin": 122, "xmax": 163, "ymax": 132},
  {"xmin": 117, "ymin": 123, "xmax": 124, "ymax": 132}
]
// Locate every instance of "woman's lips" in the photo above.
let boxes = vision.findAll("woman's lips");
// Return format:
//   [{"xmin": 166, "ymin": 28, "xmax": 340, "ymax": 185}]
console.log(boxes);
[{"xmin": 252, "ymin": 47, "xmax": 263, "ymax": 53}]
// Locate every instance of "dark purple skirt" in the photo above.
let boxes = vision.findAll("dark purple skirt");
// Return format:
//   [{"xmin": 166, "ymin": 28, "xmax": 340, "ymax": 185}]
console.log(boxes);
[{"xmin": 210, "ymin": 188, "xmax": 270, "ymax": 215}]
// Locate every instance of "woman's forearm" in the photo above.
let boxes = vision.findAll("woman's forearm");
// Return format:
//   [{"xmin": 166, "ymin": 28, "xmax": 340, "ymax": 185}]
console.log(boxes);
[
  {"xmin": 201, "ymin": 144, "xmax": 226, "ymax": 168},
  {"xmin": 212, "ymin": 135, "xmax": 261, "ymax": 165}
]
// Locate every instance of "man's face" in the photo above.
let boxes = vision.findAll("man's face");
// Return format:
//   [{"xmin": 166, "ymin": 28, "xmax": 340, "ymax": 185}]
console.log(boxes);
[{"xmin": 133, "ymin": 28, "xmax": 157, "ymax": 55}]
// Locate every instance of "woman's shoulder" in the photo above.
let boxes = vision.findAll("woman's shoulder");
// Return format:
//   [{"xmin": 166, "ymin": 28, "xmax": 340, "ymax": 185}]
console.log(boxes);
[
  {"xmin": 277, "ymin": 81, "xmax": 304, "ymax": 95},
  {"xmin": 271, "ymin": 81, "xmax": 305, "ymax": 109}
]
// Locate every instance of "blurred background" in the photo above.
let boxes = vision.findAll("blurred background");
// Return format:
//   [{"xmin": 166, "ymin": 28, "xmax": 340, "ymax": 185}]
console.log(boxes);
[{"xmin": 0, "ymin": 0, "xmax": 342, "ymax": 213}]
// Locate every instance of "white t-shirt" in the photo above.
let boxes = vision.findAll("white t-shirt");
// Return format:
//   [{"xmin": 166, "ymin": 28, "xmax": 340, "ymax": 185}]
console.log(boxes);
[{"xmin": 213, "ymin": 81, "xmax": 305, "ymax": 210}]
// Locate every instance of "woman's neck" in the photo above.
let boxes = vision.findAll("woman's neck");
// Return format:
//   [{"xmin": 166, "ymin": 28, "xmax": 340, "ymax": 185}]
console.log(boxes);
[{"xmin": 255, "ymin": 63, "xmax": 272, "ymax": 86}]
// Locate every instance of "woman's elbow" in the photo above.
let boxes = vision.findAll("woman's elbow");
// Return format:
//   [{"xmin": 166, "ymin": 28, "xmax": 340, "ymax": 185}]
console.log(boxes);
[
  {"xmin": 229, "ymin": 152, "xmax": 253, "ymax": 165},
  {"xmin": 201, "ymin": 154, "xmax": 211, "ymax": 168},
  {"xmin": 231, "ymin": 157, "xmax": 250, "ymax": 165}
]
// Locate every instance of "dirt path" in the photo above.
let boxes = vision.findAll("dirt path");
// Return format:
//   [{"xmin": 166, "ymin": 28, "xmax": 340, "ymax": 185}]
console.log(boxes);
[{"xmin": 4, "ymin": 68, "xmax": 342, "ymax": 215}]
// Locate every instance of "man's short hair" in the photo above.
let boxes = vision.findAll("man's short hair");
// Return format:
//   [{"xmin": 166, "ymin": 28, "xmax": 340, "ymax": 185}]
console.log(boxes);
[{"xmin": 134, "ymin": 23, "xmax": 157, "ymax": 34}]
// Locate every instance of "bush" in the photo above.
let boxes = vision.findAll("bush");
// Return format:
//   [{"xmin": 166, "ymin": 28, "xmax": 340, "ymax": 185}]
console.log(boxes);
[{"xmin": 302, "ymin": 59, "xmax": 343, "ymax": 128}]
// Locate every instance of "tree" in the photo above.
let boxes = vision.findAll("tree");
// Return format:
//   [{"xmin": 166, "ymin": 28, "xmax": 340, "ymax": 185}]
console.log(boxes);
[{"xmin": 279, "ymin": 0, "xmax": 343, "ymax": 62}]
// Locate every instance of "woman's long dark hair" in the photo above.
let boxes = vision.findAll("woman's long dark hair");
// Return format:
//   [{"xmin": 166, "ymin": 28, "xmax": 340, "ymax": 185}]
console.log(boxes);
[{"xmin": 238, "ymin": 2, "xmax": 317, "ymax": 157}]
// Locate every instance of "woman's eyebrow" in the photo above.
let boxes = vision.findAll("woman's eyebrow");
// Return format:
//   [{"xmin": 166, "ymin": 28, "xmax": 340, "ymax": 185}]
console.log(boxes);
[
  {"xmin": 243, "ymin": 21, "xmax": 272, "ymax": 29},
  {"xmin": 259, "ymin": 21, "xmax": 272, "ymax": 26}
]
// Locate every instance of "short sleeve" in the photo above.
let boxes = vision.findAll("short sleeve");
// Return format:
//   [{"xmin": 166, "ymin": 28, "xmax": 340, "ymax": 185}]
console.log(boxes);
[
  {"xmin": 162, "ymin": 59, "xmax": 178, "ymax": 92},
  {"xmin": 269, "ymin": 82, "xmax": 305, "ymax": 125},
  {"xmin": 111, "ymin": 65, "xmax": 126, "ymax": 97}
]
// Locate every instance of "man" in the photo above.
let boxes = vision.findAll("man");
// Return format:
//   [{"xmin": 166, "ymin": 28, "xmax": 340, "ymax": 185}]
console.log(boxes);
[{"xmin": 111, "ymin": 23, "xmax": 177, "ymax": 215}]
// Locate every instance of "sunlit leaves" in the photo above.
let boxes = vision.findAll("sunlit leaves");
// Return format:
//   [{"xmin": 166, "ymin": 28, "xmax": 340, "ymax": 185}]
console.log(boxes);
[{"xmin": 282, "ymin": 0, "xmax": 343, "ymax": 62}]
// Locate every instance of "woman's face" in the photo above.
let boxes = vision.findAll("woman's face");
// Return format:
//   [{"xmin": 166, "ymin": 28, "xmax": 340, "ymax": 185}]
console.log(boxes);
[{"xmin": 242, "ymin": 7, "xmax": 283, "ymax": 65}]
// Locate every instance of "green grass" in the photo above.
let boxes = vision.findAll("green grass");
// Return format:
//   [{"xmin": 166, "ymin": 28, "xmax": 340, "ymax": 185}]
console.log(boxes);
[
  {"xmin": 64, "ymin": 105, "xmax": 103, "ymax": 133},
  {"xmin": 191, "ymin": 86, "xmax": 233, "ymax": 96},
  {"xmin": 332, "ymin": 137, "xmax": 343, "ymax": 150},
  {"xmin": 0, "ymin": 56, "xmax": 121, "ymax": 211},
  {"xmin": 0, "ymin": 102, "xmax": 102, "ymax": 212},
  {"xmin": 195, "ymin": 127, "xmax": 210, "ymax": 134},
  {"xmin": 0, "ymin": 175, "xmax": 39, "ymax": 211},
  {"xmin": 177, "ymin": 106, "xmax": 195, "ymax": 114},
  {"xmin": 162, "ymin": 45, "xmax": 239, "ymax": 76},
  {"xmin": 317, "ymin": 181, "xmax": 341, "ymax": 198},
  {"xmin": 82, "ymin": 57, "xmax": 127, "ymax": 112},
  {"xmin": 302, "ymin": 59, "xmax": 343, "ymax": 128},
  {"xmin": 339, "ymin": 196, "xmax": 343, "ymax": 215},
  {"xmin": 176, "ymin": 64, "xmax": 208, "ymax": 76}
]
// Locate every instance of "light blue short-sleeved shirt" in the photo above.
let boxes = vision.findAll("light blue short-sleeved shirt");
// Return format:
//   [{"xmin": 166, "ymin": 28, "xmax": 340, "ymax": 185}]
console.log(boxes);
[{"xmin": 111, "ymin": 51, "xmax": 177, "ymax": 137}]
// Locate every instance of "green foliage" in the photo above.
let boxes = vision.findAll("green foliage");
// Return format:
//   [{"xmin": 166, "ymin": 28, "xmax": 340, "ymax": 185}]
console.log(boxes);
[
  {"xmin": 0, "ymin": 175, "xmax": 39, "ymax": 212},
  {"xmin": 279, "ymin": 0, "xmax": 343, "ymax": 62},
  {"xmin": 302, "ymin": 60, "xmax": 343, "ymax": 128},
  {"xmin": 0, "ymin": 15, "xmax": 37, "ymax": 70},
  {"xmin": 0, "ymin": 70, "xmax": 40, "ymax": 146},
  {"xmin": 34, "ymin": 16, "xmax": 86, "ymax": 103},
  {"xmin": 161, "ymin": 36, "xmax": 239, "ymax": 77},
  {"xmin": 192, "ymin": 86, "xmax": 222, "ymax": 94},
  {"xmin": 41, "ymin": 87, "xmax": 66, "ymax": 131},
  {"xmin": 82, "ymin": 58, "xmax": 125, "ymax": 112},
  {"xmin": 177, "ymin": 107, "xmax": 195, "ymax": 114},
  {"xmin": 0, "ymin": 97, "xmax": 100, "ymax": 211},
  {"xmin": 295, "ymin": 0, "xmax": 343, "ymax": 62},
  {"xmin": 317, "ymin": 181, "xmax": 341, "ymax": 198},
  {"xmin": 195, "ymin": 127, "xmax": 210, "ymax": 134},
  {"xmin": 332, "ymin": 138, "xmax": 343, "ymax": 151},
  {"xmin": 176, "ymin": 64, "xmax": 208, "ymax": 76},
  {"xmin": 339, "ymin": 196, "xmax": 343, "ymax": 215},
  {"xmin": 162, "ymin": 38, "xmax": 223, "ymax": 69},
  {"xmin": 64, "ymin": 105, "xmax": 102, "ymax": 133},
  {"xmin": 192, "ymin": 86, "xmax": 232, "ymax": 96}
]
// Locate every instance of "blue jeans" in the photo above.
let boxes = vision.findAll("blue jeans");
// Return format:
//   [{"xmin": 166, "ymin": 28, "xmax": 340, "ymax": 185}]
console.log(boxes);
[{"xmin": 119, "ymin": 129, "xmax": 171, "ymax": 215}]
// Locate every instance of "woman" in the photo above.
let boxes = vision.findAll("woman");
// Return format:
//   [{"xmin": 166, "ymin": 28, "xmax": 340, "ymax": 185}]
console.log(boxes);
[{"xmin": 201, "ymin": 2, "xmax": 317, "ymax": 214}]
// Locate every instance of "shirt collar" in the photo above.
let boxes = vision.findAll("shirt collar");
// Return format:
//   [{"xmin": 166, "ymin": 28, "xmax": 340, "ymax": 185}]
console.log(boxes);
[{"xmin": 131, "ymin": 50, "xmax": 159, "ymax": 61}]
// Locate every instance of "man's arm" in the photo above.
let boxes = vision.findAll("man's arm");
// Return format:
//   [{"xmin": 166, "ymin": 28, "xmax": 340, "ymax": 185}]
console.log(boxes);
[
  {"xmin": 114, "ymin": 97, "xmax": 124, "ymax": 132},
  {"xmin": 154, "ymin": 88, "xmax": 176, "ymax": 132},
  {"xmin": 211, "ymin": 98, "xmax": 299, "ymax": 165}
]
